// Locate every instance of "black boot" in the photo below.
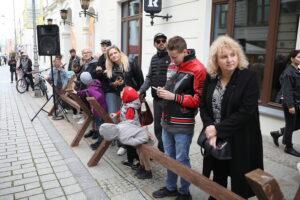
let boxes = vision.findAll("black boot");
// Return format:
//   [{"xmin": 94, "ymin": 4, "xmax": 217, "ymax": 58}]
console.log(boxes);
[
  {"xmin": 90, "ymin": 141, "xmax": 101, "ymax": 150},
  {"xmin": 92, "ymin": 130, "xmax": 99, "ymax": 139},
  {"xmin": 84, "ymin": 130, "xmax": 95, "ymax": 138},
  {"xmin": 270, "ymin": 131, "xmax": 282, "ymax": 147},
  {"xmin": 284, "ymin": 146, "xmax": 300, "ymax": 157}
]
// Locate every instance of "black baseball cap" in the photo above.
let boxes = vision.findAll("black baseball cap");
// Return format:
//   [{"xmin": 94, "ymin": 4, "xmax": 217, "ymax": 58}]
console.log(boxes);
[
  {"xmin": 154, "ymin": 33, "xmax": 167, "ymax": 42},
  {"xmin": 100, "ymin": 39, "xmax": 112, "ymax": 46}
]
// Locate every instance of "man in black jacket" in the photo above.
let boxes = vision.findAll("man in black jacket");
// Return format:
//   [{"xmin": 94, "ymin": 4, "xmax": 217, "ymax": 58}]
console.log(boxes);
[
  {"xmin": 68, "ymin": 49, "xmax": 80, "ymax": 71},
  {"xmin": 8, "ymin": 56, "xmax": 17, "ymax": 83},
  {"xmin": 138, "ymin": 33, "xmax": 170, "ymax": 152}
]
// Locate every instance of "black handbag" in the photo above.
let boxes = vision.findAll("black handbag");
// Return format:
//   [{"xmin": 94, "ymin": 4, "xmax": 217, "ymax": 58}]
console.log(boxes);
[{"xmin": 197, "ymin": 129, "xmax": 232, "ymax": 160}]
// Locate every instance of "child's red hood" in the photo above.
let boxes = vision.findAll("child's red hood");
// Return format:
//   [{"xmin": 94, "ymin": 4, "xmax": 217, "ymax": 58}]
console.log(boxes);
[{"xmin": 122, "ymin": 86, "xmax": 139, "ymax": 103}]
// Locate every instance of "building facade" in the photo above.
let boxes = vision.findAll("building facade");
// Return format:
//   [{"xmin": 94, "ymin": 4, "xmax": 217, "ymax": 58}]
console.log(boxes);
[{"xmin": 40, "ymin": 0, "xmax": 300, "ymax": 110}]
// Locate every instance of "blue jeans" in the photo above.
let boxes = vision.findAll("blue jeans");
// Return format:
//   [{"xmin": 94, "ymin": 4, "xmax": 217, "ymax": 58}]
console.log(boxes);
[
  {"xmin": 105, "ymin": 92, "xmax": 121, "ymax": 123},
  {"xmin": 162, "ymin": 129, "xmax": 194, "ymax": 195},
  {"xmin": 95, "ymin": 116, "xmax": 104, "ymax": 143}
]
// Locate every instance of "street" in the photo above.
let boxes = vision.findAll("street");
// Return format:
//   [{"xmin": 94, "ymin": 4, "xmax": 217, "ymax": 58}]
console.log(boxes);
[{"xmin": 0, "ymin": 64, "xmax": 299, "ymax": 200}]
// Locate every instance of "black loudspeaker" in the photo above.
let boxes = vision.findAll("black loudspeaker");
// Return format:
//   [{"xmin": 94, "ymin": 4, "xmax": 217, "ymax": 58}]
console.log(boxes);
[{"xmin": 37, "ymin": 25, "xmax": 60, "ymax": 56}]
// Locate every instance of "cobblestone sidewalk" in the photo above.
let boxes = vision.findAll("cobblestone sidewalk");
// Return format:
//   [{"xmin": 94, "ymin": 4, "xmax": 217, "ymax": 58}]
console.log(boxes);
[{"xmin": 0, "ymin": 66, "xmax": 107, "ymax": 200}]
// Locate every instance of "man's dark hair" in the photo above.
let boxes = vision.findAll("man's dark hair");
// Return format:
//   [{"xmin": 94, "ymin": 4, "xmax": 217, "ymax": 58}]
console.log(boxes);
[
  {"xmin": 69, "ymin": 49, "xmax": 76, "ymax": 53},
  {"xmin": 55, "ymin": 55, "xmax": 62, "ymax": 60},
  {"xmin": 167, "ymin": 36, "xmax": 187, "ymax": 53}
]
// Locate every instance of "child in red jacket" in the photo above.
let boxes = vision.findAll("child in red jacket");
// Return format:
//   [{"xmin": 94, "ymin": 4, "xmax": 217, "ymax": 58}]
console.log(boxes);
[{"xmin": 110, "ymin": 86, "xmax": 141, "ymax": 169}]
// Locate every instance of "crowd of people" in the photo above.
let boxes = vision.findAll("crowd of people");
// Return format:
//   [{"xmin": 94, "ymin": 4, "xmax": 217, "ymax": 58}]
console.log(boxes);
[{"xmin": 6, "ymin": 34, "xmax": 300, "ymax": 200}]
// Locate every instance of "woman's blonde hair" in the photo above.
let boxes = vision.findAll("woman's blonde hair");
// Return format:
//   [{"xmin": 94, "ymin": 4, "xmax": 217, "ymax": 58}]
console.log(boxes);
[
  {"xmin": 66, "ymin": 74, "xmax": 76, "ymax": 91},
  {"xmin": 208, "ymin": 35, "xmax": 249, "ymax": 78},
  {"xmin": 105, "ymin": 45, "xmax": 129, "ymax": 78}
]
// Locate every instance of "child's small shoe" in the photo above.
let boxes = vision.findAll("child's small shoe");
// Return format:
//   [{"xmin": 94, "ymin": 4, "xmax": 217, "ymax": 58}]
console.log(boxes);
[
  {"xmin": 136, "ymin": 170, "xmax": 152, "ymax": 179},
  {"xmin": 117, "ymin": 147, "xmax": 127, "ymax": 156}
]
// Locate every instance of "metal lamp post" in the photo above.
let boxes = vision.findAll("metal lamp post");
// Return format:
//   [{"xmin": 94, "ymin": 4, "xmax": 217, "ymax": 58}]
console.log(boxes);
[{"xmin": 32, "ymin": 0, "xmax": 41, "ymax": 97}]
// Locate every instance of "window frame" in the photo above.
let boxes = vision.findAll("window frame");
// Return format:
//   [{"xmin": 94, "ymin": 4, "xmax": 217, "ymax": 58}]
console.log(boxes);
[
  {"xmin": 211, "ymin": 0, "xmax": 282, "ymax": 108},
  {"xmin": 121, "ymin": 0, "xmax": 143, "ymax": 65}
]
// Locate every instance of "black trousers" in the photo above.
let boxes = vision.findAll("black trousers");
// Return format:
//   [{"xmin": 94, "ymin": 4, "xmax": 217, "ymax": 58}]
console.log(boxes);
[
  {"xmin": 24, "ymin": 73, "xmax": 34, "ymax": 90},
  {"xmin": 282, "ymin": 104, "xmax": 300, "ymax": 147},
  {"xmin": 11, "ymin": 71, "xmax": 17, "ymax": 82},
  {"xmin": 153, "ymin": 98, "xmax": 164, "ymax": 152},
  {"xmin": 125, "ymin": 145, "xmax": 139, "ymax": 163}
]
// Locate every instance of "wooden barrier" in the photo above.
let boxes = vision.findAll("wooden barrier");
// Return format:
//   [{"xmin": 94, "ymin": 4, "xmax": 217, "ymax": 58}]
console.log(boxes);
[
  {"xmin": 86, "ymin": 97, "xmax": 114, "ymax": 167},
  {"xmin": 85, "ymin": 97, "xmax": 246, "ymax": 199},
  {"xmin": 66, "ymin": 92, "xmax": 94, "ymax": 147},
  {"xmin": 44, "ymin": 79, "xmax": 94, "ymax": 147}
]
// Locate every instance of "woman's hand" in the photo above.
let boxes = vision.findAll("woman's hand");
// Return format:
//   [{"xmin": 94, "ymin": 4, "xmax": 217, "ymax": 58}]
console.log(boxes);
[
  {"xmin": 96, "ymin": 66, "xmax": 102, "ymax": 71},
  {"xmin": 208, "ymin": 135, "xmax": 217, "ymax": 149},
  {"xmin": 110, "ymin": 113, "xmax": 116, "ymax": 118},
  {"xmin": 289, "ymin": 107, "xmax": 296, "ymax": 114},
  {"xmin": 205, "ymin": 125, "xmax": 217, "ymax": 139},
  {"xmin": 113, "ymin": 79, "xmax": 124, "ymax": 87}
]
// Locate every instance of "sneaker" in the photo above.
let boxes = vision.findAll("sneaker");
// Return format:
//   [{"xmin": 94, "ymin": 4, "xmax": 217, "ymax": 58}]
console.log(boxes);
[
  {"xmin": 137, "ymin": 170, "xmax": 152, "ymax": 180},
  {"xmin": 175, "ymin": 193, "xmax": 192, "ymax": 200},
  {"xmin": 84, "ymin": 130, "xmax": 95, "ymax": 138},
  {"xmin": 117, "ymin": 147, "xmax": 127, "ymax": 156},
  {"xmin": 77, "ymin": 118, "xmax": 85, "ymax": 124},
  {"xmin": 121, "ymin": 160, "xmax": 132, "ymax": 168},
  {"xmin": 73, "ymin": 114, "xmax": 81, "ymax": 119},
  {"xmin": 134, "ymin": 166, "xmax": 145, "ymax": 176},
  {"xmin": 152, "ymin": 187, "xmax": 179, "ymax": 198},
  {"xmin": 92, "ymin": 131, "xmax": 99, "ymax": 140},
  {"xmin": 90, "ymin": 141, "xmax": 101, "ymax": 150},
  {"xmin": 131, "ymin": 160, "xmax": 140, "ymax": 170}
]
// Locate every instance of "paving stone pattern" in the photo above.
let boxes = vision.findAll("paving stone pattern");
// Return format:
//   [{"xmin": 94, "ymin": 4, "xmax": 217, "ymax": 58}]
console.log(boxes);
[{"xmin": 0, "ymin": 66, "xmax": 107, "ymax": 200}]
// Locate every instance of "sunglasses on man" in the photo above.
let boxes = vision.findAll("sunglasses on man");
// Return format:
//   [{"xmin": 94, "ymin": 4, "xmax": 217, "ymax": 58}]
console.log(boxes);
[{"xmin": 155, "ymin": 39, "xmax": 166, "ymax": 44}]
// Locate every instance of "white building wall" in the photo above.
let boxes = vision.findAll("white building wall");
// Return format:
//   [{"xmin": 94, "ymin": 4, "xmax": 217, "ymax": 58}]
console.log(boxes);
[{"xmin": 141, "ymin": 0, "xmax": 212, "ymax": 73}]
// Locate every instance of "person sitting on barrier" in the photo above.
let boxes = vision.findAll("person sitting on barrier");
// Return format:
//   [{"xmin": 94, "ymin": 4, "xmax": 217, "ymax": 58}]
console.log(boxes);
[
  {"xmin": 110, "ymin": 86, "xmax": 141, "ymax": 169},
  {"xmin": 100, "ymin": 121, "xmax": 154, "ymax": 179},
  {"xmin": 66, "ymin": 71, "xmax": 80, "ymax": 119},
  {"xmin": 73, "ymin": 72, "xmax": 107, "ymax": 150},
  {"xmin": 46, "ymin": 56, "xmax": 69, "ymax": 111}
]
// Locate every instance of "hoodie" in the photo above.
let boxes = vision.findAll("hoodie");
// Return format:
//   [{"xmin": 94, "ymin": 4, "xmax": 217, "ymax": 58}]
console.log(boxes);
[
  {"xmin": 100, "ymin": 121, "xmax": 154, "ymax": 146},
  {"xmin": 116, "ymin": 86, "xmax": 141, "ymax": 125},
  {"xmin": 77, "ymin": 80, "xmax": 107, "ymax": 117}
]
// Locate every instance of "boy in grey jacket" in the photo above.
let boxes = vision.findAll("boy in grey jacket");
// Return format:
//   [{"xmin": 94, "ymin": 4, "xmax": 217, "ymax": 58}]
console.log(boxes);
[{"xmin": 100, "ymin": 121, "xmax": 154, "ymax": 179}]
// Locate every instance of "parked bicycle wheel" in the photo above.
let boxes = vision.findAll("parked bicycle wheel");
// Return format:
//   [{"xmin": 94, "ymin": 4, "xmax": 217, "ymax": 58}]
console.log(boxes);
[{"xmin": 16, "ymin": 78, "xmax": 27, "ymax": 93}]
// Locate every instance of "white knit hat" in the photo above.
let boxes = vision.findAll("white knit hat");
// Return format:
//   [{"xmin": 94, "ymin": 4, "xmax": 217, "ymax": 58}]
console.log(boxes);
[{"xmin": 80, "ymin": 72, "xmax": 93, "ymax": 85}]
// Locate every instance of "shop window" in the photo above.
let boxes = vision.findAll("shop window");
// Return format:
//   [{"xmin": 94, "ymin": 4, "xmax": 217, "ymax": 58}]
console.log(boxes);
[
  {"xmin": 270, "ymin": 1, "xmax": 299, "ymax": 103},
  {"xmin": 248, "ymin": 0, "xmax": 270, "ymax": 26},
  {"xmin": 121, "ymin": 0, "xmax": 142, "ymax": 64},
  {"xmin": 234, "ymin": 0, "xmax": 269, "ymax": 98}
]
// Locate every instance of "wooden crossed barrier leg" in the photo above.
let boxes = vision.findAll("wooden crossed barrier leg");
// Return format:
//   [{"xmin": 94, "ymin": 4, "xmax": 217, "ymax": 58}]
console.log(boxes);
[{"xmin": 45, "ymin": 82, "xmax": 94, "ymax": 147}]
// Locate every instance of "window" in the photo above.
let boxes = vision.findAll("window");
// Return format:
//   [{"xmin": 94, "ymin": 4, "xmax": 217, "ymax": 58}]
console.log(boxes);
[
  {"xmin": 121, "ymin": 0, "xmax": 142, "ymax": 64},
  {"xmin": 211, "ymin": 0, "xmax": 300, "ymax": 107},
  {"xmin": 248, "ymin": 0, "xmax": 270, "ymax": 26}
]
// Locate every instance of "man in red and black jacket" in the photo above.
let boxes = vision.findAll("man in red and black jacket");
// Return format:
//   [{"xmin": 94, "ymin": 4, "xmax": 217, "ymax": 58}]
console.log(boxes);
[{"xmin": 152, "ymin": 36, "xmax": 207, "ymax": 200}]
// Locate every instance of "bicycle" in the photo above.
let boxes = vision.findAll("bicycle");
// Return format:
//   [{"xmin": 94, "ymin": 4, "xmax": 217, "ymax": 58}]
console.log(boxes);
[{"xmin": 16, "ymin": 68, "xmax": 50, "ymax": 99}]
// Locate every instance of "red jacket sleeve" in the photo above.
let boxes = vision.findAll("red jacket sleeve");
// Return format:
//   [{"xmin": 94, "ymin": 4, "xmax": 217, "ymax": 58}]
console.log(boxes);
[
  {"xmin": 115, "ymin": 110, "xmax": 121, "ymax": 116},
  {"xmin": 174, "ymin": 62, "xmax": 207, "ymax": 108},
  {"xmin": 126, "ymin": 108, "xmax": 135, "ymax": 120}
]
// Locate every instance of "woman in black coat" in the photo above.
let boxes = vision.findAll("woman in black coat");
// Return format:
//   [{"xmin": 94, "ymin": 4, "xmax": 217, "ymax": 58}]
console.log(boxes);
[
  {"xmin": 8, "ymin": 57, "xmax": 17, "ymax": 83},
  {"xmin": 200, "ymin": 35, "xmax": 263, "ymax": 199}
]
